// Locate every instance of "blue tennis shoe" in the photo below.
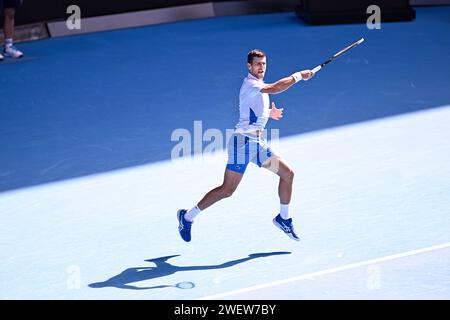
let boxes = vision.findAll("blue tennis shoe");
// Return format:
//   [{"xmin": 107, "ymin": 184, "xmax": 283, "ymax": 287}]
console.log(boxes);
[
  {"xmin": 273, "ymin": 214, "xmax": 300, "ymax": 241},
  {"xmin": 177, "ymin": 209, "xmax": 193, "ymax": 242}
]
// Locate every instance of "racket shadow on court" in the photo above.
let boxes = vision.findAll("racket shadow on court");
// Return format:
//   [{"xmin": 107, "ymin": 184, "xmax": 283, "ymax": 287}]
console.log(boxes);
[{"xmin": 88, "ymin": 251, "xmax": 291, "ymax": 290}]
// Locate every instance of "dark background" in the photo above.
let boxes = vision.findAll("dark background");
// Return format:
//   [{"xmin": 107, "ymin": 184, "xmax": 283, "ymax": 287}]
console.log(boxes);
[
  {"xmin": 12, "ymin": 0, "xmax": 262, "ymax": 25},
  {"xmin": 9, "ymin": 0, "xmax": 419, "ymax": 26}
]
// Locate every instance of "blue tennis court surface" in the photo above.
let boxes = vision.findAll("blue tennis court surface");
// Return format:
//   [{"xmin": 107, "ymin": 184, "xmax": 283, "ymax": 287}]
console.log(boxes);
[{"xmin": 1, "ymin": 6, "xmax": 449, "ymax": 299}]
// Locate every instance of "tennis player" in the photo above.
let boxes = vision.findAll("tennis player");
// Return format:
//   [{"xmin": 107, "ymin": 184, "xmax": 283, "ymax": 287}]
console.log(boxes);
[{"xmin": 178, "ymin": 49, "xmax": 314, "ymax": 242}]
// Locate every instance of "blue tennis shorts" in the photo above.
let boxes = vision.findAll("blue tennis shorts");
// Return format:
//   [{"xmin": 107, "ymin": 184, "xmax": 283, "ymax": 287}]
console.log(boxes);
[{"xmin": 226, "ymin": 133, "xmax": 275, "ymax": 174}]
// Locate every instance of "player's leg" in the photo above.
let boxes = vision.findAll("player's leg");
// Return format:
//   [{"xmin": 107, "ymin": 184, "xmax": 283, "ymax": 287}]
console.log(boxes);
[
  {"xmin": 3, "ymin": 2, "xmax": 24, "ymax": 58},
  {"xmin": 196, "ymin": 168, "xmax": 244, "ymax": 211},
  {"xmin": 3, "ymin": 8, "xmax": 16, "ymax": 39},
  {"xmin": 177, "ymin": 133, "xmax": 248, "ymax": 242},
  {"xmin": 262, "ymin": 155, "xmax": 294, "ymax": 205},
  {"xmin": 186, "ymin": 132, "xmax": 249, "ymax": 220},
  {"xmin": 262, "ymin": 155, "xmax": 300, "ymax": 241},
  {"xmin": 177, "ymin": 168, "xmax": 244, "ymax": 242}
]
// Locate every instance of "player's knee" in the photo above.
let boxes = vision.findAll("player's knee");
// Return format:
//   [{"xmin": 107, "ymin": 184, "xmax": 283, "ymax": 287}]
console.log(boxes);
[
  {"xmin": 221, "ymin": 186, "xmax": 236, "ymax": 198},
  {"xmin": 284, "ymin": 169, "xmax": 295, "ymax": 182}
]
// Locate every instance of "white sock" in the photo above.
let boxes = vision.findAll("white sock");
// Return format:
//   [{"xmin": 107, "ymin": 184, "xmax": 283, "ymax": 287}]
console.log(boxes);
[
  {"xmin": 184, "ymin": 205, "xmax": 201, "ymax": 222},
  {"xmin": 4, "ymin": 38, "xmax": 13, "ymax": 47},
  {"xmin": 280, "ymin": 204, "xmax": 290, "ymax": 220}
]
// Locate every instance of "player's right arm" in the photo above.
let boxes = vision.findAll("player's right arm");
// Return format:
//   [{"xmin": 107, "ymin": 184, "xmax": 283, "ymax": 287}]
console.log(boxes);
[{"xmin": 261, "ymin": 70, "xmax": 314, "ymax": 94}]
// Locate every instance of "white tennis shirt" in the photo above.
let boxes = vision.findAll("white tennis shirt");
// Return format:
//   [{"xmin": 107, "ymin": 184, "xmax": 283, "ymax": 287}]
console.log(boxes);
[{"xmin": 235, "ymin": 73, "xmax": 270, "ymax": 134}]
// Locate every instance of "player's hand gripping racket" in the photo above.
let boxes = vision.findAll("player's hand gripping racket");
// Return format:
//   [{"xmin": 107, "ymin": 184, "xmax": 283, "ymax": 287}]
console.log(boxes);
[{"xmin": 312, "ymin": 37, "xmax": 365, "ymax": 74}]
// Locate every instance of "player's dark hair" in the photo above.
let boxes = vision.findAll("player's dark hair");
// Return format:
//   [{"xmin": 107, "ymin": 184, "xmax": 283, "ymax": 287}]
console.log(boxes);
[{"xmin": 247, "ymin": 49, "xmax": 266, "ymax": 64}]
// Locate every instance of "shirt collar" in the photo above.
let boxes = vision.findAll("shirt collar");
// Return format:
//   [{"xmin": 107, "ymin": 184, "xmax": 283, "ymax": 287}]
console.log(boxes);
[{"xmin": 247, "ymin": 72, "xmax": 263, "ymax": 82}]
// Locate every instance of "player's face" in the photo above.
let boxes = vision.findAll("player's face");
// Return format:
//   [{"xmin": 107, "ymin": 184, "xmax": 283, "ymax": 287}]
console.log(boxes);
[{"xmin": 248, "ymin": 56, "xmax": 266, "ymax": 80}]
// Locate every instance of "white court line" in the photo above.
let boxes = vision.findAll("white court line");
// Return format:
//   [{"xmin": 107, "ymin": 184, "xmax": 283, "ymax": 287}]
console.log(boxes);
[{"xmin": 198, "ymin": 242, "xmax": 450, "ymax": 300}]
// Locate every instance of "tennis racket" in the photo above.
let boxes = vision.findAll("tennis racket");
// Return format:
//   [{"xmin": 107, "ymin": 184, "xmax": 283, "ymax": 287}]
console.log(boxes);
[{"xmin": 312, "ymin": 37, "xmax": 365, "ymax": 74}]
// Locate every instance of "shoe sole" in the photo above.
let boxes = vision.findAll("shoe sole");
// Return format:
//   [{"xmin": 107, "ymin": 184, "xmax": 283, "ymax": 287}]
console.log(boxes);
[
  {"xmin": 273, "ymin": 219, "xmax": 300, "ymax": 241},
  {"xmin": 177, "ymin": 209, "xmax": 184, "ymax": 230},
  {"xmin": 3, "ymin": 54, "xmax": 23, "ymax": 59}
]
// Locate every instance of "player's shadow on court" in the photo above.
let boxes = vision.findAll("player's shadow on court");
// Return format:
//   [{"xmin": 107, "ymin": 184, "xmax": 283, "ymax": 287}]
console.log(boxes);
[{"xmin": 88, "ymin": 251, "xmax": 291, "ymax": 290}]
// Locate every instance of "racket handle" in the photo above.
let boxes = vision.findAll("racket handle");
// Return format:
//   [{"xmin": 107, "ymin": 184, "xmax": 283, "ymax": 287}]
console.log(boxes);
[{"xmin": 312, "ymin": 65, "xmax": 321, "ymax": 73}]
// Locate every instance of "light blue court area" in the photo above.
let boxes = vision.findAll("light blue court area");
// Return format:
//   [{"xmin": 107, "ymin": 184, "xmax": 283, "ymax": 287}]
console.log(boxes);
[
  {"xmin": 201, "ymin": 244, "xmax": 450, "ymax": 300},
  {"xmin": 1, "ymin": 6, "xmax": 450, "ymax": 299},
  {"xmin": 1, "ymin": 105, "xmax": 449, "ymax": 299}
]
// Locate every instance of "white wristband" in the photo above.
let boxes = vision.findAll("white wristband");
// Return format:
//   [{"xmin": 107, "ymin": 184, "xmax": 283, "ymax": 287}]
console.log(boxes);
[{"xmin": 291, "ymin": 72, "xmax": 302, "ymax": 83}]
